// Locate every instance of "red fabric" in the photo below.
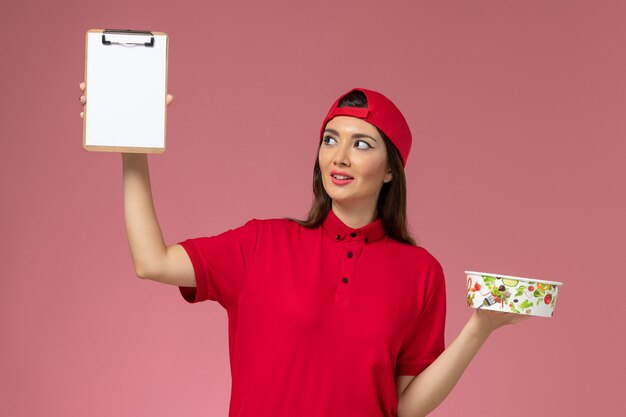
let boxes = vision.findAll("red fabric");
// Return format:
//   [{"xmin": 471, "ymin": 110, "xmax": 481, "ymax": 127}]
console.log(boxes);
[{"xmin": 177, "ymin": 209, "xmax": 446, "ymax": 417}]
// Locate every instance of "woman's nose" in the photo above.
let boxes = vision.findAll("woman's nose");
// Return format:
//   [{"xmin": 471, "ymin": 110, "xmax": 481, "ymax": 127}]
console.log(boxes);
[{"xmin": 332, "ymin": 143, "xmax": 351, "ymax": 166}]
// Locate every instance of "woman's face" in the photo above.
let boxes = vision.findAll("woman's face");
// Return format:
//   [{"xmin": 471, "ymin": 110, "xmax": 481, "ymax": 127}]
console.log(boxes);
[{"xmin": 318, "ymin": 116, "xmax": 392, "ymax": 211}]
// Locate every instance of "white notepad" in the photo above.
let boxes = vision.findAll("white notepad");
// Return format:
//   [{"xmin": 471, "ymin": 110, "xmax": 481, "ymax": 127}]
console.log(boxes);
[{"xmin": 83, "ymin": 29, "xmax": 169, "ymax": 153}]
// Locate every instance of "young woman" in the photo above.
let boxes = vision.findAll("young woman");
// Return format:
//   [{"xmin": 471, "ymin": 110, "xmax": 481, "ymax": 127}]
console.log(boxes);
[{"xmin": 79, "ymin": 85, "xmax": 529, "ymax": 417}]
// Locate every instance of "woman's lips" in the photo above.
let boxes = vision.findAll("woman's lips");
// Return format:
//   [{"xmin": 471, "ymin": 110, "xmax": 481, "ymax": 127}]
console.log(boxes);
[{"xmin": 330, "ymin": 174, "xmax": 354, "ymax": 185}]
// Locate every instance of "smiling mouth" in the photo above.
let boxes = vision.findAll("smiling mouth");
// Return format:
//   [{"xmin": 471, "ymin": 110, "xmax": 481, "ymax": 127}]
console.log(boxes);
[{"xmin": 331, "ymin": 174, "xmax": 354, "ymax": 180}]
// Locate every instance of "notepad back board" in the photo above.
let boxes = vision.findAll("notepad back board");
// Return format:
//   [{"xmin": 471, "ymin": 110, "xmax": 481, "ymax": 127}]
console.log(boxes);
[{"xmin": 83, "ymin": 29, "xmax": 168, "ymax": 153}]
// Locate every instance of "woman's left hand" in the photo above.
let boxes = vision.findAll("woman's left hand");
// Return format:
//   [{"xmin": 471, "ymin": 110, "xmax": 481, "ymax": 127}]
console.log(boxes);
[{"xmin": 470, "ymin": 308, "xmax": 532, "ymax": 337}]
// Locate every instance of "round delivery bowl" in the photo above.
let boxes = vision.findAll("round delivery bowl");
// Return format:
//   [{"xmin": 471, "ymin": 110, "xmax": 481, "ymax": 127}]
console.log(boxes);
[{"xmin": 465, "ymin": 271, "xmax": 563, "ymax": 318}]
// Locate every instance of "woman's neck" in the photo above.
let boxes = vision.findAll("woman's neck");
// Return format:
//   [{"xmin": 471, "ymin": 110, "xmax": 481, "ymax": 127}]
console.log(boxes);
[{"xmin": 331, "ymin": 202, "xmax": 379, "ymax": 229}]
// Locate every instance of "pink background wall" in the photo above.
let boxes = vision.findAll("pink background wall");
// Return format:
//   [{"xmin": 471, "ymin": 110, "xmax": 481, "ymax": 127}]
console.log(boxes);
[{"xmin": 2, "ymin": 0, "xmax": 624, "ymax": 416}]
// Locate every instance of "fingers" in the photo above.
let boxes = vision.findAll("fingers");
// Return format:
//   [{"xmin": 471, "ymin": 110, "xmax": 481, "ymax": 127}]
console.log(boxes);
[
  {"xmin": 79, "ymin": 81, "xmax": 86, "ymax": 119},
  {"xmin": 166, "ymin": 93, "xmax": 174, "ymax": 105},
  {"xmin": 79, "ymin": 94, "xmax": 85, "ymax": 119}
]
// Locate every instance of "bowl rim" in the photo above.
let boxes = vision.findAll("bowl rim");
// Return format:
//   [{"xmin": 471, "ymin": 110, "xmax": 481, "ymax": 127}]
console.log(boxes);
[{"xmin": 464, "ymin": 270, "xmax": 563, "ymax": 286}]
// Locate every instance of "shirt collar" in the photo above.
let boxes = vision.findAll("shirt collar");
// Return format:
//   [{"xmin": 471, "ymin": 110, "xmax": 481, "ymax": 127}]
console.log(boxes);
[{"xmin": 322, "ymin": 209, "xmax": 386, "ymax": 244}]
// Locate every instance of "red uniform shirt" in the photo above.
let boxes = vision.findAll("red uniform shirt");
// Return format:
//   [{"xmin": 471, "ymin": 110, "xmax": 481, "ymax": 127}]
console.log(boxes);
[{"xmin": 177, "ymin": 209, "xmax": 447, "ymax": 417}]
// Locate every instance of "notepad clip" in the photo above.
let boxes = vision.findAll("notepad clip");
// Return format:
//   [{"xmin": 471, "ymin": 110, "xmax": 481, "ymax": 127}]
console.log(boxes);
[{"xmin": 102, "ymin": 29, "xmax": 154, "ymax": 47}]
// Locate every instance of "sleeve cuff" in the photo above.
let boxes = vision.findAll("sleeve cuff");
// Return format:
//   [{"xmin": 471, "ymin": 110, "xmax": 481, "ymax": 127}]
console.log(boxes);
[
  {"xmin": 177, "ymin": 239, "xmax": 208, "ymax": 303},
  {"xmin": 395, "ymin": 360, "xmax": 434, "ymax": 377}
]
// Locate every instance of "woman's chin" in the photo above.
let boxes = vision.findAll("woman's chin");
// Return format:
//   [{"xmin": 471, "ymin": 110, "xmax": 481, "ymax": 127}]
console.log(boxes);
[{"xmin": 327, "ymin": 192, "xmax": 357, "ymax": 205}]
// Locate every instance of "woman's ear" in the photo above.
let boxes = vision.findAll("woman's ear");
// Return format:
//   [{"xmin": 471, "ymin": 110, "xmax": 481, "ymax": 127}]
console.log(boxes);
[{"xmin": 384, "ymin": 170, "xmax": 393, "ymax": 183}]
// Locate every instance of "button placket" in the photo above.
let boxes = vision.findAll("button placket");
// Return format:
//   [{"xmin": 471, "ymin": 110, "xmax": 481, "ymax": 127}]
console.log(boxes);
[{"xmin": 335, "ymin": 239, "xmax": 364, "ymax": 308}]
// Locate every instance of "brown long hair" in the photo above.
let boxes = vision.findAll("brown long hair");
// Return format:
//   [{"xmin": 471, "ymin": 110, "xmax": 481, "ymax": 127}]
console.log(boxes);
[{"xmin": 283, "ymin": 90, "xmax": 417, "ymax": 246}]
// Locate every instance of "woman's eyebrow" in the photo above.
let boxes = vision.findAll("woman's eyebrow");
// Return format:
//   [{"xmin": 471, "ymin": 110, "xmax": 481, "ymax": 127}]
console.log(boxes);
[{"xmin": 323, "ymin": 128, "xmax": 378, "ymax": 142}]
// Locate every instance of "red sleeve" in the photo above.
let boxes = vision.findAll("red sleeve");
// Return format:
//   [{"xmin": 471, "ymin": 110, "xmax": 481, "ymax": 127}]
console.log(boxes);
[
  {"xmin": 395, "ymin": 257, "xmax": 447, "ymax": 377},
  {"xmin": 176, "ymin": 219, "xmax": 258, "ymax": 310}
]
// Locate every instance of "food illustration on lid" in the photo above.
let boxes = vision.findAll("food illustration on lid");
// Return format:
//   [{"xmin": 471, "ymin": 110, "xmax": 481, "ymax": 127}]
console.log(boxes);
[{"xmin": 465, "ymin": 271, "xmax": 562, "ymax": 318}]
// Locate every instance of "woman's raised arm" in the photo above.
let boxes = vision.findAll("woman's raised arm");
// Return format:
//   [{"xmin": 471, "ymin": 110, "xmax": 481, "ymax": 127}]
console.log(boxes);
[
  {"xmin": 78, "ymin": 82, "xmax": 191, "ymax": 286},
  {"xmin": 120, "ymin": 153, "xmax": 195, "ymax": 287}
]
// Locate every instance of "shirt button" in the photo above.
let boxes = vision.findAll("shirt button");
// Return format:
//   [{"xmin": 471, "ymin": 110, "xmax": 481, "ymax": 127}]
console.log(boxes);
[
  {"xmin": 347, "ymin": 251, "xmax": 353, "ymax": 258},
  {"xmin": 350, "ymin": 232, "xmax": 357, "ymax": 238},
  {"xmin": 365, "ymin": 237, "xmax": 369, "ymax": 243},
  {"xmin": 335, "ymin": 234, "xmax": 341, "ymax": 240},
  {"xmin": 342, "ymin": 277, "xmax": 349, "ymax": 283}
]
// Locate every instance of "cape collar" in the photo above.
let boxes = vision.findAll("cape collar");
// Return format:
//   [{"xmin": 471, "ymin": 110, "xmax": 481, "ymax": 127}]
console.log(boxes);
[{"xmin": 322, "ymin": 209, "xmax": 386, "ymax": 244}]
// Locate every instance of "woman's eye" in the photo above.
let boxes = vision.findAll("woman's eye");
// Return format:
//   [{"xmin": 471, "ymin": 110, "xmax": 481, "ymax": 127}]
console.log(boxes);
[
  {"xmin": 322, "ymin": 136, "xmax": 371, "ymax": 149},
  {"xmin": 355, "ymin": 140, "xmax": 372, "ymax": 149}
]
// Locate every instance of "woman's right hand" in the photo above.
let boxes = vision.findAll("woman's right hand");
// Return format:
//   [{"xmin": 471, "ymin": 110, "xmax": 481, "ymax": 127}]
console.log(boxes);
[{"xmin": 78, "ymin": 81, "xmax": 174, "ymax": 119}]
